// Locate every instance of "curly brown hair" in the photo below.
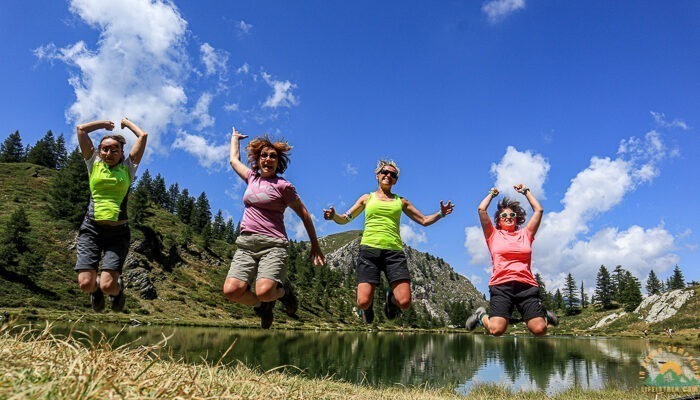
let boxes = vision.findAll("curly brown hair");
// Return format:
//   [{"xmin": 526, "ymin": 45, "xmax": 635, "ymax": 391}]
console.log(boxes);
[
  {"xmin": 494, "ymin": 197, "xmax": 527, "ymax": 229},
  {"xmin": 246, "ymin": 135, "xmax": 292, "ymax": 174}
]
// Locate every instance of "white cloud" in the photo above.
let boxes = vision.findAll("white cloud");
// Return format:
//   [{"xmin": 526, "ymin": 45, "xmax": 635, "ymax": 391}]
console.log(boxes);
[
  {"xmin": 224, "ymin": 103, "xmax": 239, "ymax": 112},
  {"xmin": 34, "ymin": 0, "xmax": 190, "ymax": 154},
  {"xmin": 236, "ymin": 63, "xmax": 250, "ymax": 75},
  {"xmin": 490, "ymin": 146, "xmax": 549, "ymax": 200},
  {"xmin": 237, "ymin": 20, "xmax": 253, "ymax": 35},
  {"xmin": 344, "ymin": 163, "xmax": 358, "ymax": 176},
  {"xmin": 465, "ymin": 133, "xmax": 678, "ymax": 292},
  {"xmin": 261, "ymin": 72, "xmax": 299, "ymax": 108},
  {"xmin": 650, "ymin": 111, "xmax": 690, "ymax": 130},
  {"xmin": 482, "ymin": 0, "xmax": 525, "ymax": 23},
  {"xmin": 200, "ymin": 43, "xmax": 228, "ymax": 76},
  {"xmin": 171, "ymin": 130, "xmax": 227, "ymax": 169},
  {"xmin": 401, "ymin": 222, "xmax": 428, "ymax": 247},
  {"xmin": 191, "ymin": 92, "xmax": 215, "ymax": 129}
]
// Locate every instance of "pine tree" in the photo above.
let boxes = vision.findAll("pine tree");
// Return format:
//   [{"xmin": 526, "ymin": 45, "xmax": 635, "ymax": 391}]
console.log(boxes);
[
  {"xmin": 564, "ymin": 272, "xmax": 579, "ymax": 315},
  {"xmin": 175, "ymin": 189, "xmax": 194, "ymax": 224},
  {"xmin": 26, "ymin": 130, "xmax": 58, "ymax": 169},
  {"xmin": 553, "ymin": 289, "xmax": 565, "ymax": 311},
  {"xmin": 151, "ymin": 173, "xmax": 167, "ymax": 208},
  {"xmin": 48, "ymin": 147, "xmax": 89, "ymax": 227},
  {"xmin": 201, "ymin": 222, "xmax": 212, "ymax": 249},
  {"xmin": 192, "ymin": 192, "xmax": 212, "ymax": 233},
  {"xmin": 224, "ymin": 218, "xmax": 236, "ymax": 244},
  {"xmin": 580, "ymin": 280, "xmax": 588, "ymax": 308},
  {"xmin": 131, "ymin": 183, "xmax": 149, "ymax": 225},
  {"xmin": 646, "ymin": 269, "xmax": 662, "ymax": 295},
  {"xmin": 668, "ymin": 265, "xmax": 686, "ymax": 290},
  {"xmin": 620, "ymin": 271, "xmax": 643, "ymax": 312},
  {"xmin": 0, "ymin": 130, "xmax": 25, "ymax": 162},
  {"xmin": 535, "ymin": 273, "xmax": 552, "ymax": 309},
  {"xmin": 213, "ymin": 210, "xmax": 225, "ymax": 240},
  {"xmin": 611, "ymin": 265, "xmax": 625, "ymax": 303},
  {"xmin": 595, "ymin": 265, "xmax": 614, "ymax": 309},
  {"xmin": 55, "ymin": 133, "xmax": 68, "ymax": 169},
  {"xmin": 136, "ymin": 169, "xmax": 153, "ymax": 200},
  {"xmin": 2, "ymin": 207, "xmax": 31, "ymax": 253},
  {"xmin": 166, "ymin": 183, "xmax": 180, "ymax": 213}
]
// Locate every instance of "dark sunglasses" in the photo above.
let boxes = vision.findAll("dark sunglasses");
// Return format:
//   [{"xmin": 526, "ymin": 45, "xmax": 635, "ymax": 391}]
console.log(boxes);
[
  {"xmin": 500, "ymin": 212, "xmax": 517, "ymax": 219},
  {"xmin": 260, "ymin": 152, "xmax": 278, "ymax": 160},
  {"xmin": 379, "ymin": 169, "xmax": 398, "ymax": 179}
]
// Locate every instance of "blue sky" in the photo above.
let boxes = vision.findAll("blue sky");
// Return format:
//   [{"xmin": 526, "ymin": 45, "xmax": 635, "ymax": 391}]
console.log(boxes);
[{"xmin": 1, "ymin": 0, "xmax": 698, "ymax": 296}]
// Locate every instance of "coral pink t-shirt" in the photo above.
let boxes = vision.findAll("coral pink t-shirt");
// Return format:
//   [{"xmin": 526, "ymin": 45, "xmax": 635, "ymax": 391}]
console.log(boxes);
[
  {"xmin": 486, "ymin": 228, "xmax": 538, "ymax": 287},
  {"xmin": 240, "ymin": 169, "xmax": 299, "ymax": 240}
]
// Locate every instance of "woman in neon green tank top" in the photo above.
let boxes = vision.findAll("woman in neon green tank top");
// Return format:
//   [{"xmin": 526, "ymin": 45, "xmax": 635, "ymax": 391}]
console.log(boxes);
[
  {"xmin": 74, "ymin": 118, "xmax": 148, "ymax": 313},
  {"xmin": 323, "ymin": 160, "xmax": 454, "ymax": 324}
]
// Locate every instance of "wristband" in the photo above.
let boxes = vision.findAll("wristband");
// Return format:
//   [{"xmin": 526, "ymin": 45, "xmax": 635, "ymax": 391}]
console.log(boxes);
[
  {"xmin": 343, "ymin": 211, "xmax": 353, "ymax": 221},
  {"xmin": 523, "ymin": 188, "xmax": 530, "ymax": 194},
  {"xmin": 439, "ymin": 210, "xmax": 445, "ymax": 218},
  {"xmin": 489, "ymin": 189, "xmax": 498, "ymax": 198}
]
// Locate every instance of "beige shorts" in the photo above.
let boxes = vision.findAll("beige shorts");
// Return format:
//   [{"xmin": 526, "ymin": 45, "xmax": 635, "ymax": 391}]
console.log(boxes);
[{"xmin": 227, "ymin": 233, "xmax": 288, "ymax": 286}]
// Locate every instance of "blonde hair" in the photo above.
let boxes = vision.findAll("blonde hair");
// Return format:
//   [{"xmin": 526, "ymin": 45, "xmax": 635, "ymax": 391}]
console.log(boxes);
[{"xmin": 374, "ymin": 159, "xmax": 400, "ymax": 176}]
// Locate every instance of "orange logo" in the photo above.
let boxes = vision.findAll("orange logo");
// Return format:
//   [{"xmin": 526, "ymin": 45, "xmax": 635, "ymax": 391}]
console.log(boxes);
[{"xmin": 640, "ymin": 345, "xmax": 700, "ymax": 393}]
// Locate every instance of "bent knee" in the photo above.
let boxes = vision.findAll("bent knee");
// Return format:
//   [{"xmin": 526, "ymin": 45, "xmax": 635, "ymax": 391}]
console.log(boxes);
[
  {"xmin": 530, "ymin": 326, "xmax": 547, "ymax": 336},
  {"xmin": 357, "ymin": 298, "xmax": 373, "ymax": 310},
  {"xmin": 78, "ymin": 279, "xmax": 95, "ymax": 293},
  {"xmin": 395, "ymin": 296, "xmax": 411, "ymax": 310},
  {"xmin": 489, "ymin": 327, "xmax": 507, "ymax": 336},
  {"xmin": 223, "ymin": 281, "xmax": 249, "ymax": 301}
]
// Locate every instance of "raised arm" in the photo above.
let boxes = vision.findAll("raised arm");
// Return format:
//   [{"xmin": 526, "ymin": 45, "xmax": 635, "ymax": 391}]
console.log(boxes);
[
  {"xmin": 121, "ymin": 118, "xmax": 148, "ymax": 164},
  {"xmin": 515, "ymin": 184, "xmax": 543, "ymax": 236},
  {"xmin": 323, "ymin": 194, "xmax": 369, "ymax": 225},
  {"xmin": 478, "ymin": 188, "xmax": 498, "ymax": 238},
  {"xmin": 402, "ymin": 198, "xmax": 454, "ymax": 227},
  {"xmin": 288, "ymin": 199, "xmax": 325, "ymax": 266},
  {"xmin": 229, "ymin": 127, "xmax": 250, "ymax": 181},
  {"xmin": 76, "ymin": 120, "xmax": 114, "ymax": 160}
]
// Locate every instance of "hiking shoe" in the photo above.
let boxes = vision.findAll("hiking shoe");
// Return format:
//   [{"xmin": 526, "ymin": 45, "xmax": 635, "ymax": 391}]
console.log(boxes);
[
  {"xmin": 90, "ymin": 287, "xmax": 105, "ymax": 312},
  {"xmin": 278, "ymin": 281, "xmax": 298, "ymax": 317},
  {"xmin": 384, "ymin": 289, "xmax": 401, "ymax": 320},
  {"xmin": 109, "ymin": 276, "xmax": 126, "ymax": 312},
  {"xmin": 359, "ymin": 305, "xmax": 375, "ymax": 324},
  {"xmin": 254, "ymin": 301, "xmax": 276, "ymax": 329},
  {"xmin": 545, "ymin": 309, "xmax": 559, "ymax": 327},
  {"xmin": 465, "ymin": 306, "xmax": 487, "ymax": 331}
]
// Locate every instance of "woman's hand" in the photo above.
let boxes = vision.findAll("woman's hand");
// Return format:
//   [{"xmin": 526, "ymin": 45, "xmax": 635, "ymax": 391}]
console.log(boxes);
[
  {"xmin": 232, "ymin": 127, "xmax": 248, "ymax": 141},
  {"xmin": 514, "ymin": 184, "xmax": 529, "ymax": 194},
  {"xmin": 489, "ymin": 187, "xmax": 499, "ymax": 198},
  {"xmin": 322, "ymin": 206, "xmax": 336, "ymax": 220},
  {"xmin": 440, "ymin": 200, "xmax": 455, "ymax": 217}
]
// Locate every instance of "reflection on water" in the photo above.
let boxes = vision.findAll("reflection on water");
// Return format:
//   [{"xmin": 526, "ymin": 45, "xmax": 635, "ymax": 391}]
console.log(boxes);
[{"xmin": 43, "ymin": 322, "xmax": 700, "ymax": 395}]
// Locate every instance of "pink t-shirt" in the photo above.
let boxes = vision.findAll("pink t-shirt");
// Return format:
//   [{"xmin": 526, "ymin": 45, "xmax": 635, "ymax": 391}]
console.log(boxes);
[
  {"xmin": 240, "ymin": 169, "xmax": 300, "ymax": 240},
  {"xmin": 486, "ymin": 228, "xmax": 538, "ymax": 287}
]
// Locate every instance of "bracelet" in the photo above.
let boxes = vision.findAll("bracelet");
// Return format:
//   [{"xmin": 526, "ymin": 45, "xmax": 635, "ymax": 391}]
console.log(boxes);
[
  {"xmin": 439, "ymin": 210, "xmax": 445, "ymax": 218},
  {"xmin": 343, "ymin": 211, "xmax": 353, "ymax": 221},
  {"xmin": 489, "ymin": 190, "xmax": 498, "ymax": 198},
  {"xmin": 523, "ymin": 188, "xmax": 530, "ymax": 194}
]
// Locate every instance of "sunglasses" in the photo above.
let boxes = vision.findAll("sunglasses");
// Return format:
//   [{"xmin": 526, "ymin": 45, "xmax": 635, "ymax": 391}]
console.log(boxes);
[
  {"xmin": 500, "ymin": 212, "xmax": 517, "ymax": 219},
  {"xmin": 379, "ymin": 169, "xmax": 398, "ymax": 179}
]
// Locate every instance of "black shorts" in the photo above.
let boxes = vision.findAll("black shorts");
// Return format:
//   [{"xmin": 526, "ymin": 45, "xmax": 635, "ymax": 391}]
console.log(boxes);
[
  {"xmin": 489, "ymin": 281, "xmax": 545, "ymax": 322},
  {"xmin": 74, "ymin": 218, "xmax": 131, "ymax": 273},
  {"xmin": 356, "ymin": 245, "xmax": 410, "ymax": 285}
]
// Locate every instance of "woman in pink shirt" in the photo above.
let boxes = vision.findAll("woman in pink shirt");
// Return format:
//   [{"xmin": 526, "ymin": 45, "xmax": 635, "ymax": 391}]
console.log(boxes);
[
  {"xmin": 223, "ymin": 128, "xmax": 325, "ymax": 329},
  {"xmin": 465, "ymin": 184, "xmax": 558, "ymax": 336}
]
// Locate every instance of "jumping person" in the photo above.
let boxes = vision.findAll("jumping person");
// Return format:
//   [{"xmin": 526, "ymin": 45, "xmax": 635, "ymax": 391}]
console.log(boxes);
[
  {"xmin": 223, "ymin": 128, "xmax": 325, "ymax": 329},
  {"xmin": 75, "ymin": 118, "xmax": 147, "ymax": 312},
  {"xmin": 466, "ymin": 184, "xmax": 558, "ymax": 336},
  {"xmin": 323, "ymin": 160, "xmax": 454, "ymax": 324}
]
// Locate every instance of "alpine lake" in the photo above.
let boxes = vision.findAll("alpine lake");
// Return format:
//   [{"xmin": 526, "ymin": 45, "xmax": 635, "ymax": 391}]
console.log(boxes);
[{"xmin": 41, "ymin": 321, "xmax": 700, "ymax": 396}]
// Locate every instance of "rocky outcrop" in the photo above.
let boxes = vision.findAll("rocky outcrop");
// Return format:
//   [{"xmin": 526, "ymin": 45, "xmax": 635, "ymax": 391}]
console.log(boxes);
[
  {"xmin": 324, "ymin": 237, "xmax": 486, "ymax": 322},
  {"xmin": 634, "ymin": 288, "xmax": 694, "ymax": 324}
]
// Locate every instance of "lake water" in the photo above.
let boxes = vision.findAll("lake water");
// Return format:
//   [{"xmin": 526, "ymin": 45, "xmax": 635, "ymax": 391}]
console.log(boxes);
[{"xmin": 42, "ymin": 322, "xmax": 700, "ymax": 395}]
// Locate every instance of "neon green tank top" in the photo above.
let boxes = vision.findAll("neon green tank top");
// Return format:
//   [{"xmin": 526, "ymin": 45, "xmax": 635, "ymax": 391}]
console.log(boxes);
[
  {"xmin": 360, "ymin": 192, "xmax": 403, "ymax": 250},
  {"xmin": 89, "ymin": 160, "xmax": 132, "ymax": 221}
]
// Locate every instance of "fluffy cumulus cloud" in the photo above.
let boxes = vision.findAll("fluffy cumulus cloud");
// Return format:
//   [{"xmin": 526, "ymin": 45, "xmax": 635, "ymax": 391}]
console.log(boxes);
[
  {"xmin": 465, "ymin": 132, "xmax": 678, "ymax": 293},
  {"xmin": 490, "ymin": 146, "xmax": 550, "ymax": 200},
  {"xmin": 262, "ymin": 72, "xmax": 299, "ymax": 108},
  {"xmin": 171, "ymin": 130, "xmax": 228, "ymax": 169},
  {"xmin": 34, "ymin": 0, "xmax": 190, "ymax": 153},
  {"xmin": 401, "ymin": 222, "xmax": 428, "ymax": 247},
  {"xmin": 482, "ymin": 0, "xmax": 525, "ymax": 23}
]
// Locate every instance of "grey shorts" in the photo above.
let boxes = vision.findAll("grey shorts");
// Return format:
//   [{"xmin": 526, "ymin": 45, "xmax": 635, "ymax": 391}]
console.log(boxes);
[
  {"xmin": 227, "ymin": 233, "xmax": 288, "ymax": 286},
  {"xmin": 74, "ymin": 218, "xmax": 130, "ymax": 273}
]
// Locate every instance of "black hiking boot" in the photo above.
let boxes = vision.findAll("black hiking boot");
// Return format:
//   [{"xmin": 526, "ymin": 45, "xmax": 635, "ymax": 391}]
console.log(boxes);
[
  {"xmin": 384, "ymin": 288, "xmax": 401, "ymax": 320},
  {"xmin": 359, "ymin": 305, "xmax": 375, "ymax": 324},
  {"xmin": 109, "ymin": 275, "xmax": 126, "ymax": 312},
  {"xmin": 545, "ymin": 309, "xmax": 559, "ymax": 327},
  {"xmin": 465, "ymin": 306, "xmax": 487, "ymax": 331},
  {"xmin": 254, "ymin": 301, "xmax": 276, "ymax": 329},
  {"xmin": 91, "ymin": 276, "xmax": 105, "ymax": 312},
  {"xmin": 278, "ymin": 281, "xmax": 298, "ymax": 317}
]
